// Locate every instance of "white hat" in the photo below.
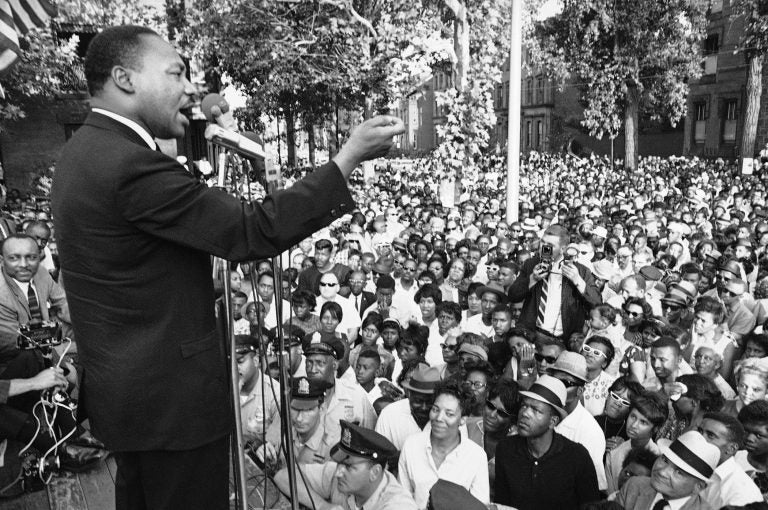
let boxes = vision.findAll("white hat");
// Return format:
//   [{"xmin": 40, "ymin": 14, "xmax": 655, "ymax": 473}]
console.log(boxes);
[
  {"xmin": 592, "ymin": 226, "xmax": 608, "ymax": 238},
  {"xmin": 518, "ymin": 375, "xmax": 568, "ymax": 419},
  {"xmin": 591, "ymin": 259, "xmax": 617, "ymax": 281},
  {"xmin": 661, "ymin": 431, "xmax": 720, "ymax": 481},
  {"xmin": 522, "ymin": 218, "xmax": 539, "ymax": 231}
]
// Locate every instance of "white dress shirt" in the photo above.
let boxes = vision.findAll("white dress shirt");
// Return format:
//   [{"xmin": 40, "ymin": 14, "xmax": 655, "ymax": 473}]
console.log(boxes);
[
  {"xmin": 556, "ymin": 402, "xmax": 608, "ymax": 490},
  {"xmin": 374, "ymin": 398, "xmax": 421, "ymax": 450},
  {"xmin": 701, "ymin": 455, "xmax": 763, "ymax": 508},
  {"xmin": 92, "ymin": 108, "xmax": 157, "ymax": 149},
  {"xmin": 398, "ymin": 429, "xmax": 489, "ymax": 509}
]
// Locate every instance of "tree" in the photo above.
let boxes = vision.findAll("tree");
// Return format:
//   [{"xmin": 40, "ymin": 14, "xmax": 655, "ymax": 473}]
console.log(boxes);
[
  {"xmin": 735, "ymin": 0, "xmax": 768, "ymax": 162},
  {"xmin": 182, "ymin": 0, "xmax": 376, "ymax": 166},
  {"xmin": 0, "ymin": 0, "xmax": 166, "ymax": 134},
  {"xmin": 0, "ymin": 29, "xmax": 82, "ymax": 132},
  {"xmin": 529, "ymin": 0, "xmax": 707, "ymax": 169}
]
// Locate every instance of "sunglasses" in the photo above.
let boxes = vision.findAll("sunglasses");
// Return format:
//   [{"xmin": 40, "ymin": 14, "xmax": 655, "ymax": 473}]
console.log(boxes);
[
  {"xmin": 625, "ymin": 310, "xmax": 642, "ymax": 318},
  {"xmin": 440, "ymin": 343, "xmax": 457, "ymax": 351},
  {"xmin": 486, "ymin": 400, "xmax": 511, "ymax": 419},
  {"xmin": 534, "ymin": 353, "xmax": 558, "ymax": 364},
  {"xmin": 558, "ymin": 378, "xmax": 584, "ymax": 389},
  {"xmin": 581, "ymin": 344, "xmax": 607, "ymax": 358},
  {"xmin": 609, "ymin": 391, "xmax": 631, "ymax": 407},
  {"xmin": 319, "ymin": 282, "xmax": 338, "ymax": 287}
]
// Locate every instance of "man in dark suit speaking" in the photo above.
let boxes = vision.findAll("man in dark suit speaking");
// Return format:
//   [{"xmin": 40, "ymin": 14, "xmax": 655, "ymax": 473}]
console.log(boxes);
[{"xmin": 51, "ymin": 25, "xmax": 404, "ymax": 510}]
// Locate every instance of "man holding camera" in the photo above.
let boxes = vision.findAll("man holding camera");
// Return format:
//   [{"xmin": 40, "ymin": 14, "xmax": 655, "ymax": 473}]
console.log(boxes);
[{"xmin": 508, "ymin": 225, "xmax": 601, "ymax": 342}]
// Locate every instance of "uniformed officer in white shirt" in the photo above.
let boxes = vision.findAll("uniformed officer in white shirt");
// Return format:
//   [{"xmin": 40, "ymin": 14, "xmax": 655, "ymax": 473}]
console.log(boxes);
[{"xmin": 274, "ymin": 420, "xmax": 418, "ymax": 510}]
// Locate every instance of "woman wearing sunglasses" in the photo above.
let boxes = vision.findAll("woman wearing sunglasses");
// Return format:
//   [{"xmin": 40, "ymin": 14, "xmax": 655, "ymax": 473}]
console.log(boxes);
[
  {"xmin": 581, "ymin": 337, "xmax": 618, "ymax": 416},
  {"xmin": 604, "ymin": 392, "xmax": 669, "ymax": 494},
  {"xmin": 596, "ymin": 377, "xmax": 645, "ymax": 452}
]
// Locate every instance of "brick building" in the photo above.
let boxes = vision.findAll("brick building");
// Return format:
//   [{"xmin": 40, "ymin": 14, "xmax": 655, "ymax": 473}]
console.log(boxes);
[{"xmin": 683, "ymin": 0, "xmax": 768, "ymax": 159}]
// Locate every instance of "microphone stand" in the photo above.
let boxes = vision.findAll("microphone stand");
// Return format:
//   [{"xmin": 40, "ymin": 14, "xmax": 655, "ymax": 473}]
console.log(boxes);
[
  {"xmin": 214, "ymin": 147, "xmax": 300, "ymax": 510},
  {"xmin": 220, "ymin": 261, "xmax": 249, "ymax": 510}
]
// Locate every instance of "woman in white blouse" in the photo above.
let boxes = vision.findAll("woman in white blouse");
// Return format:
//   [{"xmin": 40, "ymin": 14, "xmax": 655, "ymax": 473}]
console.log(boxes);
[{"xmin": 398, "ymin": 383, "xmax": 489, "ymax": 509}]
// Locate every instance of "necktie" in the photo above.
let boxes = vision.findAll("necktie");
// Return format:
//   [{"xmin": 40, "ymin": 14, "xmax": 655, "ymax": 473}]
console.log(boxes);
[
  {"xmin": 27, "ymin": 284, "xmax": 42, "ymax": 322},
  {"xmin": 536, "ymin": 276, "xmax": 548, "ymax": 327},
  {"xmin": 652, "ymin": 499, "xmax": 670, "ymax": 510},
  {"xmin": 355, "ymin": 295, "xmax": 359, "ymax": 311}
]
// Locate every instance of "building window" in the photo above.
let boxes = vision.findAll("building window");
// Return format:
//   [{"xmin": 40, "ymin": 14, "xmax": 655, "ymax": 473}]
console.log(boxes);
[
  {"xmin": 536, "ymin": 77, "xmax": 544, "ymax": 104},
  {"xmin": 536, "ymin": 120, "xmax": 543, "ymax": 149},
  {"xmin": 496, "ymin": 85, "xmax": 503, "ymax": 109},
  {"xmin": 502, "ymin": 82, "xmax": 509, "ymax": 109},
  {"xmin": 723, "ymin": 99, "xmax": 737, "ymax": 142},
  {"xmin": 703, "ymin": 34, "xmax": 718, "ymax": 75},
  {"xmin": 526, "ymin": 78, "xmax": 533, "ymax": 105},
  {"xmin": 526, "ymin": 120, "xmax": 532, "ymax": 149},
  {"xmin": 694, "ymin": 102, "xmax": 707, "ymax": 143}
]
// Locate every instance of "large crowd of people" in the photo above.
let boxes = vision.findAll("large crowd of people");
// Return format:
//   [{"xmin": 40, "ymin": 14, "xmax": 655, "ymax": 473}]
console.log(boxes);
[
  {"xmin": 6, "ymin": 100, "xmax": 768, "ymax": 509},
  {"xmin": 210, "ymin": 151, "xmax": 768, "ymax": 509}
]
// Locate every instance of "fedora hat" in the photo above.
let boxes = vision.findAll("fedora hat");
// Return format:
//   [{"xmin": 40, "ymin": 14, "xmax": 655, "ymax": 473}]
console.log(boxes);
[
  {"xmin": 660, "ymin": 431, "xmax": 719, "ymax": 481},
  {"xmin": 475, "ymin": 282, "xmax": 507, "ymax": 304},
  {"xmin": 519, "ymin": 375, "xmax": 568, "ymax": 419},
  {"xmin": 548, "ymin": 351, "xmax": 588, "ymax": 383},
  {"xmin": 401, "ymin": 365, "xmax": 441, "ymax": 394}
]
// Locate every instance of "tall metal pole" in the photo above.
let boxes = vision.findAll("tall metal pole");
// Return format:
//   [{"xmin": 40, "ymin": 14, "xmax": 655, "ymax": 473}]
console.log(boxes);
[{"xmin": 506, "ymin": 0, "xmax": 523, "ymax": 223}]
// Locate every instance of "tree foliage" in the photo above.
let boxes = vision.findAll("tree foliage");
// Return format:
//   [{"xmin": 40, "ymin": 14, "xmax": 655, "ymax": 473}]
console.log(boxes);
[
  {"xmin": 529, "ymin": 0, "xmax": 707, "ymax": 168},
  {"xmin": 0, "ymin": 0, "xmax": 165, "ymax": 133}
]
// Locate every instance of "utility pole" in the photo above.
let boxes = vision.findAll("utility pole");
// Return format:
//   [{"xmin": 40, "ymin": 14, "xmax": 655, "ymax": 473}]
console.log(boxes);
[{"xmin": 506, "ymin": 0, "xmax": 523, "ymax": 222}]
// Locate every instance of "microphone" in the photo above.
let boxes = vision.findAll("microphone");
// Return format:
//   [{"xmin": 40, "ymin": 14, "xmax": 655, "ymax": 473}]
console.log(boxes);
[
  {"xmin": 204, "ymin": 125, "xmax": 265, "ymax": 160},
  {"xmin": 201, "ymin": 93, "xmax": 236, "ymax": 129}
]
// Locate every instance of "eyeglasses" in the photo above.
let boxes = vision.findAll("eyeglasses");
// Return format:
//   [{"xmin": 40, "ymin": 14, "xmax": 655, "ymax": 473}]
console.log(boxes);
[
  {"xmin": 349, "ymin": 280, "xmax": 364, "ymax": 284},
  {"xmin": 485, "ymin": 400, "xmax": 511, "ymax": 419},
  {"xmin": 534, "ymin": 353, "xmax": 558, "ymax": 364},
  {"xmin": 463, "ymin": 380, "xmax": 487, "ymax": 389},
  {"xmin": 558, "ymin": 378, "xmax": 584, "ymax": 389},
  {"xmin": 581, "ymin": 344, "xmax": 607, "ymax": 358},
  {"xmin": 440, "ymin": 343, "xmax": 457, "ymax": 351},
  {"xmin": 609, "ymin": 391, "xmax": 631, "ymax": 407},
  {"xmin": 319, "ymin": 282, "xmax": 338, "ymax": 287},
  {"xmin": 625, "ymin": 310, "xmax": 642, "ymax": 318}
]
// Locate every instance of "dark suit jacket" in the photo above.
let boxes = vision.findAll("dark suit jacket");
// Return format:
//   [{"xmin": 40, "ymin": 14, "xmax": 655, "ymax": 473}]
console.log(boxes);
[
  {"xmin": 351, "ymin": 291, "xmax": 376, "ymax": 318},
  {"xmin": 51, "ymin": 112, "xmax": 354, "ymax": 451},
  {"xmin": 0, "ymin": 216, "xmax": 17, "ymax": 239},
  {"xmin": 507, "ymin": 255, "xmax": 601, "ymax": 339},
  {"xmin": 616, "ymin": 476, "xmax": 713, "ymax": 510}
]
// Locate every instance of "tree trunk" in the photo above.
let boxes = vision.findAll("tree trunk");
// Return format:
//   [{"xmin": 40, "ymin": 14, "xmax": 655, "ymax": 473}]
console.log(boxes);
[
  {"xmin": 453, "ymin": 7, "xmax": 469, "ymax": 92},
  {"xmin": 307, "ymin": 123, "xmax": 316, "ymax": 169},
  {"xmin": 624, "ymin": 83, "xmax": 639, "ymax": 170},
  {"xmin": 741, "ymin": 54, "xmax": 764, "ymax": 163},
  {"xmin": 285, "ymin": 107, "xmax": 297, "ymax": 168}
]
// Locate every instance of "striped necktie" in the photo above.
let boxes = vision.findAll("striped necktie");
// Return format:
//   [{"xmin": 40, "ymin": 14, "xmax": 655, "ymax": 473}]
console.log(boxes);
[
  {"xmin": 27, "ymin": 284, "xmax": 43, "ymax": 322},
  {"xmin": 536, "ymin": 276, "xmax": 548, "ymax": 327}
]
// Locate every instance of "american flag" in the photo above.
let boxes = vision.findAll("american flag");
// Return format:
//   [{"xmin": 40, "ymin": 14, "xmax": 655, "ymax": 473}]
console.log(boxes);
[{"xmin": 0, "ymin": 0, "xmax": 57, "ymax": 75}]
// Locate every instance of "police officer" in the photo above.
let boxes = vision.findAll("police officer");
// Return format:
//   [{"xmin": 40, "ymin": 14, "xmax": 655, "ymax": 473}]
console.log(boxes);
[
  {"xmin": 274, "ymin": 420, "xmax": 417, "ymax": 510},
  {"xmin": 254, "ymin": 376, "xmax": 333, "ymax": 469}
]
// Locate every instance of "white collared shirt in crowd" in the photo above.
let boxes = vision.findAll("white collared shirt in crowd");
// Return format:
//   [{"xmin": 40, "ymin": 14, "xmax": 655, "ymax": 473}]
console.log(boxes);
[
  {"xmin": 701, "ymin": 455, "xmax": 763, "ymax": 508},
  {"xmin": 556, "ymin": 402, "xmax": 608, "ymax": 491},
  {"xmin": 397, "ymin": 428, "xmax": 489, "ymax": 509}
]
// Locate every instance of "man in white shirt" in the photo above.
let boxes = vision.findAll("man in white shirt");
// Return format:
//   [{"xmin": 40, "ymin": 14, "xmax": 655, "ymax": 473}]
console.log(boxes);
[
  {"xmin": 698, "ymin": 413, "xmax": 762, "ymax": 508},
  {"xmin": 375, "ymin": 366, "xmax": 439, "ymax": 450},
  {"xmin": 549, "ymin": 351, "xmax": 608, "ymax": 491}
]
